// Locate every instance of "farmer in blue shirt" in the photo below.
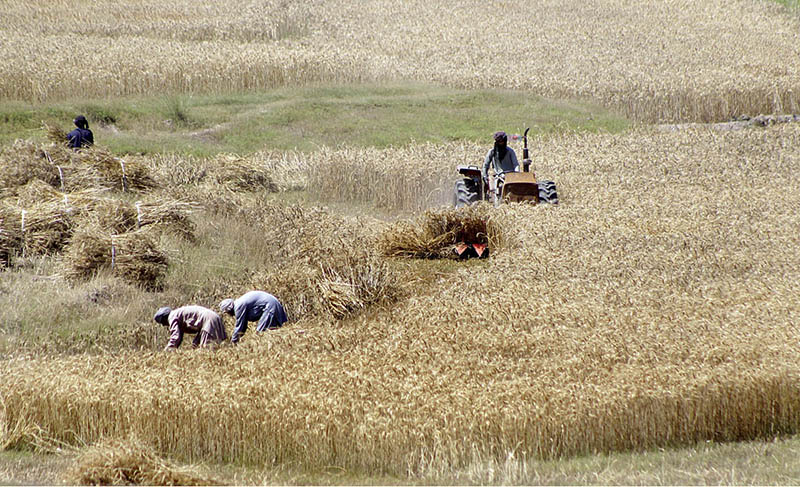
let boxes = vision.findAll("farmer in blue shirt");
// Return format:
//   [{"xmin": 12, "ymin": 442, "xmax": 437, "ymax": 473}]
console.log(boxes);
[
  {"xmin": 66, "ymin": 115, "xmax": 94, "ymax": 149},
  {"xmin": 219, "ymin": 290, "xmax": 288, "ymax": 344}
]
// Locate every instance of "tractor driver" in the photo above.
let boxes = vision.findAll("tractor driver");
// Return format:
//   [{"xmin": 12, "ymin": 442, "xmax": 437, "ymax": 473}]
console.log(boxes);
[{"xmin": 482, "ymin": 131, "xmax": 519, "ymax": 195}]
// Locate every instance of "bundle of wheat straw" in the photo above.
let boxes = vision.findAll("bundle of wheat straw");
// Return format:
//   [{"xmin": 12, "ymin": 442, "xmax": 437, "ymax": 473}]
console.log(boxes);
[
  {"xmin": 80, "ymin": 199, "xmax": 140, "ymax": 234},
  {"xmin": 0, "ymin": 141, "xmax": 64, "ymax": 191},
  {"xmin": 378, "ymin": 203, "xmax": 494, "ymax": 258},
  {"xmin": 69, "ymin": 437, "xmax": 218, "ymax": 486},
  {"xmin": 211, "ymin": 154, "xmax": 277, "ymax": 192},
  {"xmin": 0, "ymin": 140, "xmax": 110, "ymax": 193},
  {"xmin": 60, "ymin": 226, "xmax": 168, "ymax": 290},
  {"xmin": 81, "ymin": 148, "xmax": 156, "ymax": 192},
  {"xmin": 135, "ymin": 198, "xmax": 199, "ymax": 241},
  {"xmin": 0, "ymin": 201, "xmax": 74, "ymax": 258},
  {"xmin": 246, "ymin": 202, "xmax": 398, "ymax": 320},
  {"xmin": 43, "ymin": 122, "xmax": 67, "ymax": 145},
  {"xmin": 0, "ymin": 214, "xmax": 20, "ymax": 267}
]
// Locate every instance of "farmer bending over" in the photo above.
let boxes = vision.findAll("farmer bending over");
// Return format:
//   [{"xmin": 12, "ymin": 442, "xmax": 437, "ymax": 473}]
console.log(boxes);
[
  {"xmin": 66, "ymin": 115, "xmax": 94, "ymax": 149},
  {"xmin": 219, "ymin": 290, "xmax": 288, "ymax": 344},
  {"xmin": 482, "ymin": 130, "xmax": 519, "ymax": 192},
  {"xmin": 154, "ymin": 305, "xmax": 228, "ymax": 351}
]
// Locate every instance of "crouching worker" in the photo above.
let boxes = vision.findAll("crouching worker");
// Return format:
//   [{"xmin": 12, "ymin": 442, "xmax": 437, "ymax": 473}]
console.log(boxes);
[
  {"xmin": 153, "ymin": 305, "xmax": 228, "ymax": 351},
  {"xmin": 67, "ymin": 115, "xmax": 94, "ymax": 149},
  {"xmin": 219, "ymin": 290, "xmax": 287, "ymax": 344}
]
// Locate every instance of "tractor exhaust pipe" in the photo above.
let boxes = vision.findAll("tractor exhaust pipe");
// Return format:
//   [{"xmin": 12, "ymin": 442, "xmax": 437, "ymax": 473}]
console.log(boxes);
[{"xmin": 522, "ymin": 127, "xmax": 531, "ymax": 172}]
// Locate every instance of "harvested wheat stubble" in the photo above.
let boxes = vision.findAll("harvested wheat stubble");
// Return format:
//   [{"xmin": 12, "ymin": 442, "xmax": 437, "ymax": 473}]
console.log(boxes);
[{"xmin": 60, "ymin": 225, "xmax": 168, "ymax": 290}]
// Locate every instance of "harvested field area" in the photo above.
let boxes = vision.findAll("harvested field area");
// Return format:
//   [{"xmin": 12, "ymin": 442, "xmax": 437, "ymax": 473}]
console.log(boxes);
[
  {"xmin": 1, "ymin": 1, "xmax": 799, "ymax": 122},
  {"xmin": 2, "ymin": 125, "xmax": 799, "ymax": 477}
]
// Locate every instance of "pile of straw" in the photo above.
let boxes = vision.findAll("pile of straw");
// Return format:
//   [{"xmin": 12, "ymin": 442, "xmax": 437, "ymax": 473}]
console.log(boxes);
[
  {"xmin": 135, "ymin": 199, "xmax": 198, "ymax": 240},
  {"xmin": 0, "ymin": 140, "xmax": 77, "ymax": 192},
  {"xmin": 83, "ymin": 148, "xmax": 155, "ymax": 192},
  {"xmin": 0, "ymin": 214, "xmax": 18, "ymax": 267},
  {"xmin": 0, "ymin": 139, "xmax": 154, "ymax": 194},
  {"xmin": 60, "ymin": 226, "xmax": 168, "ymax": 290},
  {"xmin": 44, "ymin": 122, "xmax": 67, "ymax": 145},
  {"xmin": 211, "ymin": 155, "xmax": 277, "ymax": 192},
  {"xmin": 378, "ymin": 203, "xmax": 496, "ymax": 258},
  {"xmin": 243, "ymin": 202, "xmax": 399, "ymax": 320},
  {"xmin": 68, "ymin": 437, "xmax": 219, "ymax": 486},
  {"xmin": 81, "ymin": 198, "xmax": 198, "ymax": 240}
]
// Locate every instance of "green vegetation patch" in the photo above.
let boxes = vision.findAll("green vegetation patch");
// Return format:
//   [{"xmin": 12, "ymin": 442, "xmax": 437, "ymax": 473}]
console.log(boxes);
[{"xmin": 0, "ymin": 83, "xmax": 629, "ymax": 155}]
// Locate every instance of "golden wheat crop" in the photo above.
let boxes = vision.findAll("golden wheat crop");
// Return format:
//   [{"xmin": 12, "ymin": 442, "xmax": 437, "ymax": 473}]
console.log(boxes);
[
  {"xmin": 2, "ymin": 124, "xmax": 799, "ymax": 477},
  {"xmin": 1, "ymin": 0, "xmax": 799, "ymax": 122}
]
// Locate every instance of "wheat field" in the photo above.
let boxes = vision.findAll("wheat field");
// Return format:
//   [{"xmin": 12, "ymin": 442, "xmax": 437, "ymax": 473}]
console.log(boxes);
[
  {"xmin": 3, "ymin": 0, "xmax": 800, "ymax": 482},
  {"xmin": 1, "ymin": 0, "xmax": 800, "ymax": 121},
  {"xmin": 2, "ymin": 124, "xmax": 799, "ymax": 477}
]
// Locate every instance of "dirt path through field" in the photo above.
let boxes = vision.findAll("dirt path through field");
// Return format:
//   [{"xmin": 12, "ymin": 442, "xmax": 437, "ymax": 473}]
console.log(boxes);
[{"xmin": 658, "ymin": 113, "xmax": 800, "ymax": 131}]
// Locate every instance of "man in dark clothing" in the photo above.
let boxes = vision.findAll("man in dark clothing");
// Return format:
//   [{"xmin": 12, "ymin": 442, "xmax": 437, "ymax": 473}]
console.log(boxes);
[{"xmin": 66, "ymin": 115, "xmax": 94, "ymax": 149}]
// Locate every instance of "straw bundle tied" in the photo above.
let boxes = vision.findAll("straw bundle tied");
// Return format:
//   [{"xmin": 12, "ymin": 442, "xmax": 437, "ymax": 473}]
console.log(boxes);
[
  {"xmin": 60, "ymin": 226, "xmax": 168, "ymax": 290},
  {"xmin": 4, "ymin": 178, "xmax": 110, "ymax": 213},
  {"xmin": 0, "ymin": 140, "xmax": 102, "ymax": 193},
  {"xmin": 0, "ymin": 138, "xmax": 154, "ymax": 194},
  {"xmin": 83, "ymin": 198, "xmax": 198, "ymax": 240},
  {"xmin": 44, "ymin": 122, "xmax": 67, "ymax": 145},
  {"xmin": 68, "ymin": 437, "xmax": 219, "ymax": 486},
  {"xmin": 378, "ymin": 203, "xmax": 497, "ymax": 258},
  {"xmin": 80, "ymin": 147, "xmax": 155, "ymax": 192},
  {"xmin": 0, "ymin": 200, "xmax": 73, "ymax": 259}
]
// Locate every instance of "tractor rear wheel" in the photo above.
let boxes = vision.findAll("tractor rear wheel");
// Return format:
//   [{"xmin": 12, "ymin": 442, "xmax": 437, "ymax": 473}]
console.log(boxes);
[
  {"xmin": 537, "ymin": 180, "xmax": 559, "ymax": 204},
  {"xmin": 454, "ymin": 178, "xmax": 480, "ymax": 208}
]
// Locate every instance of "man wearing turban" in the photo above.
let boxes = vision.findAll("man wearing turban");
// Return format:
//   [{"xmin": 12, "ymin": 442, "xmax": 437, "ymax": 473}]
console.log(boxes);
[{"xmin": 481, "ymin": 130, "xmax": 520, "ymax": 197}]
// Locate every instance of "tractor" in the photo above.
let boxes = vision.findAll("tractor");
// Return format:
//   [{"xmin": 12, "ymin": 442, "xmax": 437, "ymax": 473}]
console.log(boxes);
[
  {"xmin": 454, "ymin": 128, "xmax": 558, "ymax": 208},
  {"xmin": 452, "ymin": 128, "xmax": 558, "ymax": 257}
]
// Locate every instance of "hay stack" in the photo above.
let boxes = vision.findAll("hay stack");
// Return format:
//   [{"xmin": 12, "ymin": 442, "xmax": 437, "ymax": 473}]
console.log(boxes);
[
  {"xmin": 0, "ymin": 140, "xmax": 67, "ymax": 192},
  {"xmin": 57, "ymin": 195, "xmax": 197, "ymax": 240},
  {"xmin": 68, "ymin": 437, "xmax": 219, "ymax": 486},
  {"xmin": 378, "ymin": 203, "xmax": 494, "ymax": 258},
  {"xmin": 0, "ymin": 214, "xmax": 20, "ymax": 267},
  {"xmin": 135, "ymin": 199, "xmax": 198, "ymax": 241},
  {"xmin": 60, "ymin": 226, "xmax": 168, "ymax": 290}
]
